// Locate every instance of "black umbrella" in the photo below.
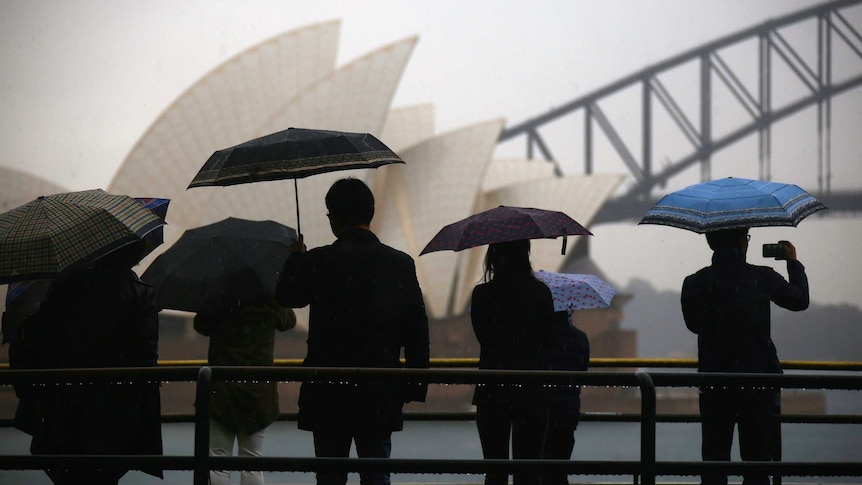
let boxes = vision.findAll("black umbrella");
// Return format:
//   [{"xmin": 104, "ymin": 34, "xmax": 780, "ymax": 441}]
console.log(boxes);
[
  {"xmin": 141, "ymin": 218, "xmax": 297, "ymax": 313},
  {"xmin": 186, "ymin": 127, "xmax": 404, "ymax": 235}
]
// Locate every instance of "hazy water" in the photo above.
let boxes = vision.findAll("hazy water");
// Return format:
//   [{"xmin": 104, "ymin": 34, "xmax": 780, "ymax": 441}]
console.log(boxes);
[{"xmin": 2, "ymin": 420, "xmax": 860, "ymax": 484}]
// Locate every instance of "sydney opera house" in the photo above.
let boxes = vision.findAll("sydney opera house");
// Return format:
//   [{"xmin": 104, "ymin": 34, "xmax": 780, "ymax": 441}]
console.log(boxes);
[{"xmin": 1, "ymin": 20, "xmax": 637, "ymax": 414}]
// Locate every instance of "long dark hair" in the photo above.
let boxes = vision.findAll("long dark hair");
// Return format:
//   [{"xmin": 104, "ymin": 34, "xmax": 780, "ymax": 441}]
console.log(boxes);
[{"xmin": 483, "ymin": 239, "xmax": 534, "ymax": 283}]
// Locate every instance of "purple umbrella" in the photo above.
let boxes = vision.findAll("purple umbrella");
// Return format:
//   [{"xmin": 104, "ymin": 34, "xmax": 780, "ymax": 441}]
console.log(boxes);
[{"xmin": 420, "ymin": 206, "xmax": 592, "ymax": 256}]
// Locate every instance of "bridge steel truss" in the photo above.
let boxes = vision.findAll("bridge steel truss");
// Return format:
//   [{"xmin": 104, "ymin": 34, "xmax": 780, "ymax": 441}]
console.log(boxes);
[{"xmin": 499, "ymin": 0, "xmax": 862, "ymax": 222}]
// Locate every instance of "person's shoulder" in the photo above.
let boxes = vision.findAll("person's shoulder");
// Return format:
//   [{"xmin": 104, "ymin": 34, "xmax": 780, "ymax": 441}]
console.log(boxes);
[
  {"xmin": 684, "ymin": 265, "xmax": 712, "ymax": 281},
  {"xmin": 369, "ymin": 238, "xmax": 416, "ymax": 265},
  {"xmin": 745, "ymin": 262, "xmax": 781, "ymax": 276},
  {"xmin": 472, "ymin": 281, "xmax": 491, "ymax": 297},
  {"xmin": 382, "ymin": 243, "xmax": 415, "ymax": 261}
]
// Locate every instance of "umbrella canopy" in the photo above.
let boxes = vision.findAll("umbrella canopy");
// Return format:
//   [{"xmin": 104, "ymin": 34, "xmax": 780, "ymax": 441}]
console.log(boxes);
[
  {"xmin": 534, "ymin": 270, "xmax": 618, "ymax": 312},
  {"xmin": 187, "ymin": 127, "xmax": 404, "ymax": 234},
  {"xmin": 0, "ymin": 189, "xmax": 165, "ymax": 284},
  {"xmin": 1, "ymin": 196, "xmax": 170, "ymax": 343},
  {"xmin": 638, "ymin": 177, "xmax": 827, "ymax": 233},
  {"xmin": 188, "ymin": 127, "xmax": 404, "ymax": 186},
  {"xmin": 136, "ymin": 197, "xmax": 170, "ymax": 259},
  {"xmin": 420, "ymin": 206, "xmax": 592, "ymax": 255},
  {"xmin": 141, "ymin": 217, "xmax": 297, "ymax": 313}
]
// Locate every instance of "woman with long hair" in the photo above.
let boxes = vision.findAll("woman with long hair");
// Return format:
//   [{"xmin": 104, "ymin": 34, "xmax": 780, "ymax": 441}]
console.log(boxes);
[{"xmin": 471, "ymin": 239, "xmax": 555, "ymax": 485}]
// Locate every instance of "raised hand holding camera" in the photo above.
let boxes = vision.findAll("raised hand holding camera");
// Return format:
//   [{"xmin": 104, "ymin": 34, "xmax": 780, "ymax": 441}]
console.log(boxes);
[{"xmin": 762, "ymin": 240, "xmax": 797, "ymax": 260}]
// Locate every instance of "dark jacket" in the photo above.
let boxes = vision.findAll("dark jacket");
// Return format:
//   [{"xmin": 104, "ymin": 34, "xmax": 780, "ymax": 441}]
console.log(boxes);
[
  {"xmin": 194, "ymin": 298, "xmax": 295, "ymax": 434},
  {"xmin": 681, "ymin": 250, "xmax": 809, "ymax": 374},
  {"xmin": 546, "ymin": 311, "xmax": 590, "ymax": 417},
  {"xmin": 275, "ymin": 228, "xmax": 430, "ymax": 432},
  {"xmin": 34, "ymin": 265, "xmax": 163, "ymax": 477},
  {"xmin": 470, "ymin": 276, "xmax": 555, "ymax": 406}
]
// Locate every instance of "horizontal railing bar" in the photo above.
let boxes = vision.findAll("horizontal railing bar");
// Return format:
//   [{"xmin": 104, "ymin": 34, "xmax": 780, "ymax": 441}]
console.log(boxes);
[
  {"xmin": 4, "ymin": 358, "xmax": 861, "ymax": 371},
  {"xmin": 5, "ymin": 411, "xmax": 859, "ymax": 429},
  {"xmin": 648, "ymin": 372, "xmax": 862, "ymax": 390},
  {"xmin": 6, "ymin": 455, "xmax": 858, "ymax": 477},
  {"xmin": 200, "ymin": 456, "xmax": 644, "ymax": 475},
  {"xmin": 0, "ymin": 454, "xmax": 195, "ymax": 471},
  {"xmin": 2, "ymin": 367, "xmax": 859, "ymax": 390},
  {"xmin": 655, "ymin": 461, "xmax": 862, "ymax": 476}
]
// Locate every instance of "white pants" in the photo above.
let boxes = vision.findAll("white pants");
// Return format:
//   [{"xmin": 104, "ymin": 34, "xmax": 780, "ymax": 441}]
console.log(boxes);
[{"xmin": 209, "ymin": 419, "xmax": 267, "ymax": 485}]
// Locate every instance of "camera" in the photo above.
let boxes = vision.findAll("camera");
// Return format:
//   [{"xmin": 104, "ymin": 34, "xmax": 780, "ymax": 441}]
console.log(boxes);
[{"xmin": 762, "ymin": 242, "xmax": 787, "ymax": 259}]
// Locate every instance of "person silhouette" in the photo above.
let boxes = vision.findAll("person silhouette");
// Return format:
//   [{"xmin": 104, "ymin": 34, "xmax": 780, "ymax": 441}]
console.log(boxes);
[
  {"xmin": 681, "ymin": 228, "xmax": 809, "ymax": 485},
  {"xmin": 194, "ymin": 296, "xmax": 296, "ymax": 485},
  {"xmin": 470, "ymin": 239, "xmax": 555, "ymax": 485},
  {"xmin": 543, "ymin": 310, "xmax": 590, "ymax": 485},
  {"xmin": 275, "ymin": 177, "xmax": 430, "ymax": 485},
  {"xmin": 33, "ymin": 241, "xmax": 163, "ymax": 485}
]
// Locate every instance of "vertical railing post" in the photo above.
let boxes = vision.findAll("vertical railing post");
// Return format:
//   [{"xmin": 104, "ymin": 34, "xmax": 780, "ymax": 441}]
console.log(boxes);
[
  {"xmin": 636, "ymin": 372, "xmax": 656, "ymax": 485},
  {"xmin": 194, "ymin": 366, "xmax": 212, "ymax": 485}
]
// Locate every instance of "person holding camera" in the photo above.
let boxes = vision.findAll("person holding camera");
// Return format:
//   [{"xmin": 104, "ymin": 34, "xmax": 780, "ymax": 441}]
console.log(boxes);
[{"xmin": 681, "ymin": 228, "xmax": 809, "ymax": 485}]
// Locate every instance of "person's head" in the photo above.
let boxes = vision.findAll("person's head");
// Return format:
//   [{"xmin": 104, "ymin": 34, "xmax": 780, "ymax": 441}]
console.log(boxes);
[
  {"xmin": 325, "ymin": 177, "xmax": 375, "ymax": 237},
  {"xmin": 705, "ymin": 227, "xmax": 749, "ymax": 253},
  {"xmin": 483, "ymin": 239, "xmax": 534, "ymax": 282}
]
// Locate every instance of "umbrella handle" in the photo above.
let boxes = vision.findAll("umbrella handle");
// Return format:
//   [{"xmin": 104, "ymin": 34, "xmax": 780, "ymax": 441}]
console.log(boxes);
[
  {"xmin": 561, "ymin": 235, "xmax": 568, "ymax": 255},
  {"xmin": 295, "ymin": 179, "xmax": 301, "ymax": 237}
]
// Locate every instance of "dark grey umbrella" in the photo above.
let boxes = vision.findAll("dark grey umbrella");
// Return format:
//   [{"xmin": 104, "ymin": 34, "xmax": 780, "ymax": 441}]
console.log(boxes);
[
  {"xmin": 141, "ymin": 217, "xmax": 297, "ymax": 313},
  {"xmin": 187, "ymin": 127, "xmax": 404, "ymax": 234}
]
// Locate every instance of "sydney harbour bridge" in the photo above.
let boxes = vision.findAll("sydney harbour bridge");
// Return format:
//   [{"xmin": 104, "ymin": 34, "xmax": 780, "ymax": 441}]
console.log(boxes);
[{"xmin": 499, "ymin": 0, "xmax": 862, "ymax": 224}]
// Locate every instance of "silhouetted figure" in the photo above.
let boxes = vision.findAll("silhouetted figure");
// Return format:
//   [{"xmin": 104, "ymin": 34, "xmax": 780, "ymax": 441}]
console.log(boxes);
[
  {"xmin": 681, "ymin": 228, "xmax": 809, "ymax": 485},
  {"xmin": 33, "ymin": 241, "xmax": 163, "ymax": 485},
  {"xmin": 543, "ymin": 311, "xmax": 590, "ymax": 485},
  {"xmin": 471, "ymin": 239, "xmax": 555, "ymax": 485},
  {"xmin": 194, "ymin": 297, "xmax": 296, "ymax": 485},
  {"xmin": 275, "ymin": 177, "xmax": 430, "ymax": 485},
  {"xmin": 3, "ymin": 280, "xmax": 53, "ymax": 437}
]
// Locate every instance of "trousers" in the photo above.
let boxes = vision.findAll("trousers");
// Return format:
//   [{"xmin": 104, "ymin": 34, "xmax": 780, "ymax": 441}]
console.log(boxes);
[
  {"xmin": 476, "ymin": 401, "xmax": 549, "ymax": 485},
  {"xmin": 699, "ymin": 389, "xmax": 779, "ymax": 485},
  {"xmin": 209, "ymin": 419, "xmax": 267, "ymax": 485},
  {"xmin": 312, "ymin": 427, "xmax": 393, "ymax": 485}
]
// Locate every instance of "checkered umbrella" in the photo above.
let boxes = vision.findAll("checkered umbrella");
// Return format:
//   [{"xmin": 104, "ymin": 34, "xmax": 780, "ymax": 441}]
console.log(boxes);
[
  {"xmin": 0, "ymin": 189, "xmax": 165, "ymax": 284},
  {"xmin": 420, "ymin": 206, "xmax": 592, "ymax": 255},
  {"xmin": 534, "ymin": 270, "xmax": 618, "ymax": 312}
]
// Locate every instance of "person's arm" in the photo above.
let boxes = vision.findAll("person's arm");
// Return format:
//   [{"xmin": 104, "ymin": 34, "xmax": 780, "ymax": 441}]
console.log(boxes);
[
  {"xmin": 274, "ymin": 304, "xmax": 297, "ymax": 332},
  {"xmin": 193, "ymin": 310, "xmax": 218, "ymax": 337},
  {"xmin": 470, "ymin": 284, "xmax": 492, "ymax": 345},
  {"xmin": 770, "ymin": 241, "xmax": 809, "ymax": 311},
  {"xmin": 681, "ymin": 274, "xmax": 708, "ymax": 334},
  {"xmin": 274, "ymin": 248, "xmax": 315, "ymax": 308},
  {"xmin": 140, "ymin": 285, "xmax": 160, "ymax": 367},
  {"xmin": 402, "ymin": 260, "xmax": 430, "ymax": 402}
]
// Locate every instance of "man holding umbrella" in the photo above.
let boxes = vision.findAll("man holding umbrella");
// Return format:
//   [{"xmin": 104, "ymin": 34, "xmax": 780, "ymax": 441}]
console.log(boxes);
[
  {"xmin": 275, "ymin": 177, "xmax": 430, "ymax": 485},
  {"xmin": 681, "ymin": 228, "xmax": 810, "ymax": 485}
]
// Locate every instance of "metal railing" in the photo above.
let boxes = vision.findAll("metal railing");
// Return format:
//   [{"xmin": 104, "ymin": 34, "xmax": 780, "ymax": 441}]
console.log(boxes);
[{"xmin": 0, "ymin": 359, "xmax": 860, "ymax": 484}]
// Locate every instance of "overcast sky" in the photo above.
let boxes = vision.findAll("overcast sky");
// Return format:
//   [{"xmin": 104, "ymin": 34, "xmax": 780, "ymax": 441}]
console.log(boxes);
[{"xmin": 1, "ymin": 0, "xmax": 860, "ymax": 307}]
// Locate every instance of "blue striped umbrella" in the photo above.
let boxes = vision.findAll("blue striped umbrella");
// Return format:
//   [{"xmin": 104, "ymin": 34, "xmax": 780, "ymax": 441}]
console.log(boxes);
[{"xmin": 638, "ymin": 177, "xmax": 826, "ymax": 233}]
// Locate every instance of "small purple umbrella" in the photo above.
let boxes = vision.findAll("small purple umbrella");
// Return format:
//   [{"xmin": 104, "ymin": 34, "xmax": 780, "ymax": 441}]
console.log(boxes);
[
  {"xmin": 420, "ymin": 206, "xmax": 592, "ymax": 255},
  {"xmin": 534, "ymin": 270, "xmax": 618, "ymax": 312}
]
